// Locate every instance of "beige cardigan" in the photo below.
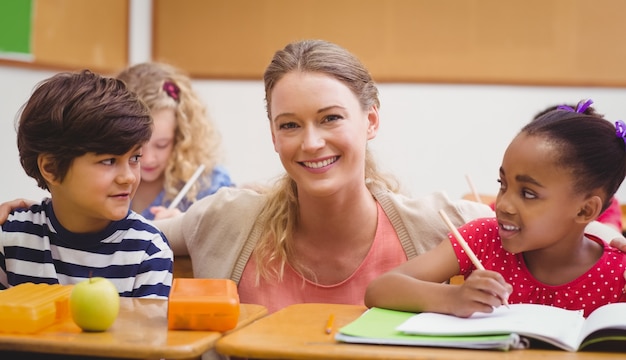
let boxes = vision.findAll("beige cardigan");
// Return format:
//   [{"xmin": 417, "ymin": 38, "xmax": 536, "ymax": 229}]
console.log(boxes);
[{"xmin": 155, "ymin": 186, "xmax": 494, "ymax": 283}]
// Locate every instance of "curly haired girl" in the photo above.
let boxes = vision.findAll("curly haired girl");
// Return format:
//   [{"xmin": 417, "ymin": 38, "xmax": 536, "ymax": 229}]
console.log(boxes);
[{"xmin": 117, "ymin": 62, "xmax": 233, "ymax": 220}]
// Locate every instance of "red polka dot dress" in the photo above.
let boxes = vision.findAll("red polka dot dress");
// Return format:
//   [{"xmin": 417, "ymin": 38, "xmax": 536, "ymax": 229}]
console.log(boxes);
[{"xmin": 450, "ymin": 218, "xmax": 626, "ymax": 317}]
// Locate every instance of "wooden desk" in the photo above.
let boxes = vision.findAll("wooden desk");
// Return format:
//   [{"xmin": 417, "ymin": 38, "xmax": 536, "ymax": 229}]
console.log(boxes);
[
  {"xmin": 0, "ymin": 298, "xmax": 267, "ymax": 359},
  {"xmin": 216, "ymin": 303, "xmax": 622, "ymax": 360},
  {"xmin": 173, "ymin": 255, "xmax": 194, "ymax": 278}
]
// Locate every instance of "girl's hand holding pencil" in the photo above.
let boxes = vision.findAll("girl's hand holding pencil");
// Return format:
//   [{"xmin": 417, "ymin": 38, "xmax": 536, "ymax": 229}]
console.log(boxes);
[
  {"xmin": 454, "ymin": 269, "xmax": 512, "ymax": 315},
  {"xmin": 439, "ymin": 210, "xmax": 512, "ymax": 313}
]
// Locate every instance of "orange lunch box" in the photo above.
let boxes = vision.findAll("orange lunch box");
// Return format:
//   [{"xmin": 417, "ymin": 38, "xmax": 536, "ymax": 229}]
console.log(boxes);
[
  {"xmin": 167, "ymin": 278, "xmax": 240, "ymax": 332},
  {"xmin": 0, "ymin": 283, "xmax": 73, "ymax": 333}
]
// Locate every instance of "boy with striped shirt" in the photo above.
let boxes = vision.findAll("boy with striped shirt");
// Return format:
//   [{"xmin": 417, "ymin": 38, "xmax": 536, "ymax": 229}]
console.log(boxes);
[{"xmin": 1, "ymin": 70, "xmax": 173, "ymax": 299}]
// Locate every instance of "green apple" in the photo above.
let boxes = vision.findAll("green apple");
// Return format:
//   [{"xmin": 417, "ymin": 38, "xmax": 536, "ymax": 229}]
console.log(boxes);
[{"xmin": 69, "ymin": 277, "xmax": 120, "ymax": 332}]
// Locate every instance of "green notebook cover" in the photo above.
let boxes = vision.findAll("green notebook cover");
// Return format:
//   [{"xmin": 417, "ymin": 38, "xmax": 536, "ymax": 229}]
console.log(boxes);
[{"xmin": 335, "ymin": 307, "xmax": 524, "ymax": 351}]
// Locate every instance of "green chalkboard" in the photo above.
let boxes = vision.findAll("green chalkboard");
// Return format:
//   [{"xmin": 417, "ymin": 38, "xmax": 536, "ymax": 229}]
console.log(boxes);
[{"xmin": 0, "ymin": 0, "xmax": 33, "ymax": 60}]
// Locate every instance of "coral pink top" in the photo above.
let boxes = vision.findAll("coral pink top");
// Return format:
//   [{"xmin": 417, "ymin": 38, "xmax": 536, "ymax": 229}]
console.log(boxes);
[
  {"xmin": 451, "ymin": 217, "xmax": 626, "ymax": 317},
  {"xmin": 238, "ymin": 203, "xmax": 407, "ymax": 313}
]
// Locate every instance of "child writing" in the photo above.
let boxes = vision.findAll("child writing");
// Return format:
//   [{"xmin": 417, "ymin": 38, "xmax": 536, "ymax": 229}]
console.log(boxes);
[
  {"xmin": 365, "ymin": 100, "xmax": 626, "ymax": 318},
  {"xmin": 0, "ymin": 70, "xmax": 173, "ymax": 299},
  {"xmin": 116, "ymin": 62, "xmax": 234, "ymax": 220}
]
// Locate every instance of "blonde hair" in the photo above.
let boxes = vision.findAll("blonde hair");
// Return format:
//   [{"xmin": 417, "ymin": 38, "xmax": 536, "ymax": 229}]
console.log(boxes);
[
  {"xmin": 255, "ymin": 40, "xmax": 399, "ymax": 281},
  {"xmin": 117, "ymin": 62, "xmax": 222, "ymax": 203}
]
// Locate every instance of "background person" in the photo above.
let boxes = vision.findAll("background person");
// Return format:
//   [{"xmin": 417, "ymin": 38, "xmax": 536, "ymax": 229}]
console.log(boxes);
[{"xmin": 117, "ymin": 62, "xmax": 234, "ymax": 220}]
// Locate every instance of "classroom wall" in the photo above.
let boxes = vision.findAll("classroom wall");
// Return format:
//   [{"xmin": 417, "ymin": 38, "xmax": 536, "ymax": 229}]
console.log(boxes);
[
  {"xmin": 3, "ymin": 65, "xmax": 626, "ymax": 204},
  {"xmin": 153, "ymin": 0, "xmax": 626, "ymax": 87}
]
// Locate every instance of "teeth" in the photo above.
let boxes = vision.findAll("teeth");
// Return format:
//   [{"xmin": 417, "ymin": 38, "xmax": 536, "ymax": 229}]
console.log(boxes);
[
  {"xmin": 501, "ymin": 224, "xmax": 519, "ymax": 231},
  {"xmin": 302, "ymin": 157, "xmax": 337, "ymax": 169}
]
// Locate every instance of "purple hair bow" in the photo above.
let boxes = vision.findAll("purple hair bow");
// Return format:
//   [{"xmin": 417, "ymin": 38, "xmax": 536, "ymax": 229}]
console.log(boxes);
[
  {"xmin": 557, "ymin": 99, "xmax": 593, "ymax": 113},
  {"xmin": 616, "ymin": 120, "xmax": 626, "ymax": 151}
]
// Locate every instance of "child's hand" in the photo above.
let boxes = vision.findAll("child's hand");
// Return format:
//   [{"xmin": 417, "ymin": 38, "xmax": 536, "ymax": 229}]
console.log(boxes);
[
  {"xmin": 450, "ymin": 270, "xmax": 512, "ymax": 318},
  {"xmin": 0, "ymin": 198, "xmax": 36, "ymax": 222},
  {"xmin": 150, "ymin": 206, "xmax": 182, "ymax": 220}
]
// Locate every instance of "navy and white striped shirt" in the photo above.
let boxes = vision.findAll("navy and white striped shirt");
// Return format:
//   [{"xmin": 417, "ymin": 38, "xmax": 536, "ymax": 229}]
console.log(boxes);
[{"xmin": 0, "ymin": 199, "xmax": 172, "ymax": 299}]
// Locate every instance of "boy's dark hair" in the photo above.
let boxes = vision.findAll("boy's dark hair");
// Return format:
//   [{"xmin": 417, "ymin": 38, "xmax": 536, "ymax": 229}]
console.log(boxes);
[
  {"xmin": 522, "ymin": 107, "xmax": 626, "ymax": 213},
  {"xmin": 16, "ymin": 69, "xmax": 152, "ymax": 190}
]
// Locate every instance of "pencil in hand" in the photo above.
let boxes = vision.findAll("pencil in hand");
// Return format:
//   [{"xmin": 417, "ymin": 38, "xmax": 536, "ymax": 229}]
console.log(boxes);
[
  {"xmin": 168, "ymin": 164, "xmax": 206, "ymax": 210},
  {"xmin": 438, "ymin": 209, "xmax": 510, "ymax": 308}
]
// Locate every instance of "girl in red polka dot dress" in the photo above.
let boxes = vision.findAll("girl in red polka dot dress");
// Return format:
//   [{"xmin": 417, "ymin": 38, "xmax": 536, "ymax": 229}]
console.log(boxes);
[{"xmin": 366, "ymin": 99, "xmax": 626, "ymax": 318}]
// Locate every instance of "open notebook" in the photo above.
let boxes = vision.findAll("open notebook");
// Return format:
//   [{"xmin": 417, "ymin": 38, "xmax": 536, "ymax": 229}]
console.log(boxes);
[
  {"xmin": 336, "ymin": 303, "xmax": 626, "ymax": 351},
  {"xmin": 335, "ymin": 307, "xmax": 524, "ymax": 351}
]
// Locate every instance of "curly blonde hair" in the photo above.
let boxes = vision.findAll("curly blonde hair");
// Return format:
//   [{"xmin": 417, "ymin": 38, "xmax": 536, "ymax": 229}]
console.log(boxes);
[
  {"xmin": 117, "ymin": 62, "xmax": 222, "ymax": 203},
  {"xmin": 255, "ymin": 40, "xmax": 399, "ymax": 282}
]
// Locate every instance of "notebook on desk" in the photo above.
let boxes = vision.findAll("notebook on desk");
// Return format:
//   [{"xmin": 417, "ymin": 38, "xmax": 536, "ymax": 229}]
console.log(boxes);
[
  {"xmin": 335, "ymin": 307, "xmax": 524, "ymax": 351},
  {"xmin": 336, "ymin": 303, "xmax": 626, "ymax": 352}
]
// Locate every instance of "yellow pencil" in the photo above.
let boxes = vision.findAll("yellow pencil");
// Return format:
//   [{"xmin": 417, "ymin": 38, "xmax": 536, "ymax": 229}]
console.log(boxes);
[
  {"xmin": 438, "ymin": 209, "xmax": 509, "ymax": 308},
  {"xmin": 325, "ymin": 313, "xmax": 335, "ymax": 334}
]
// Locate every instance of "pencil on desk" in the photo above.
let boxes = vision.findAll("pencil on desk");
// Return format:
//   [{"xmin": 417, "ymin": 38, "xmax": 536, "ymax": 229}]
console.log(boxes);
[
  {"xmin": 325, "ymin": 313, "xmax": 335, "ymax": 334},
  {"xmin": 168, "ymin": 164, "xmax": 206, "ymax": 210},
  {"xmin": 438, "ymin": 209, "xmax": 509, "ymax": 307}
]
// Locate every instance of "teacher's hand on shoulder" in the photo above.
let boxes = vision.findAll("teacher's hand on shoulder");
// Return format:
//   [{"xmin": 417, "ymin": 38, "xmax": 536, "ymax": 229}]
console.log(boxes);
[{"xmin": 0, "ymin": 198, "xmax": 34, "ymax": 220}]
